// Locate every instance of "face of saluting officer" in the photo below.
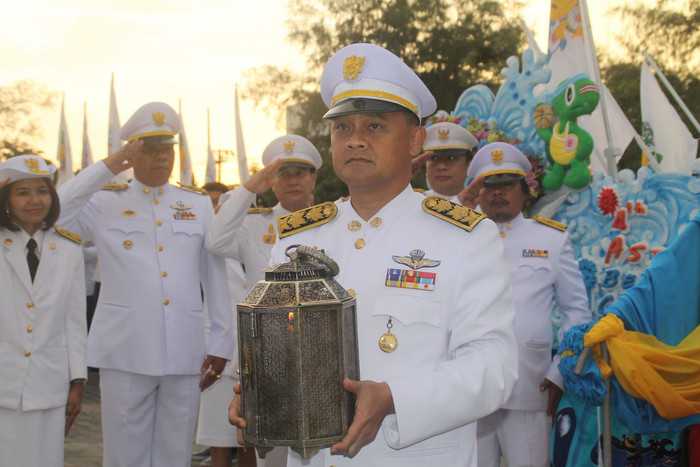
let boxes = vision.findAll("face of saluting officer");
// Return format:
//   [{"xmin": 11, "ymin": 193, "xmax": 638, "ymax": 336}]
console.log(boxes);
[
  {"xmin": 272, "ymin": 164, "xmax": 317, "ymax": 212},
  {"xmin": 132, "ymin": 138, "xmax": 176, "ymax": 187}
]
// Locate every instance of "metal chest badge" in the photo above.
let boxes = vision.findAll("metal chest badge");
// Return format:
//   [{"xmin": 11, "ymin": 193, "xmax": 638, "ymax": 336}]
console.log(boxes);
[
  {"xmin": 380, "ymin": 249, "xmax": 440, "ymax": 353},
  {"xmin": 171, "ymin": 201, "xmax": 196, "ymax": 220}
]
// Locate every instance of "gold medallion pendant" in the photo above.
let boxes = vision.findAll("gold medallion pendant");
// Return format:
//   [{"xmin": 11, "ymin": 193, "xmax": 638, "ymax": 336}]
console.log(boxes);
[
  {"xmin": 378, "ymin": 331, "xmax": 398, "ymax": 353},
  {"xmin": 378, "ymin": 316, "xmax": 397, "ymax": 353}
]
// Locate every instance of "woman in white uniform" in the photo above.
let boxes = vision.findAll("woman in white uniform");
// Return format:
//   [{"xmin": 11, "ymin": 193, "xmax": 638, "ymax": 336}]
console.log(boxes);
[{"xmin": 0, "ymin": 155, "xmax": 87, "ymax": 467}]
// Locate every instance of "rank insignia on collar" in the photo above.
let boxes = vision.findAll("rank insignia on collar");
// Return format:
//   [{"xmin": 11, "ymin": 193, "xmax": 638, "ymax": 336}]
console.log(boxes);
[
  {"xmin": 523, "ymin": 249, "xmax": 549, "ymax": 258},
  {"xmin": 385, "ymin": 268, "xmax": 436, "ymax": 291},
  {"xmin": 171, "ymin": 201, "xmax": 196, "ymax": 220},
  {"xmin": 533, "ymin": 215, "xmax": 567, "ymax": 232},
  {"xmin": 262, "ymin": 224, "xmax": 277, "ymax": 245},
  {"xmin": 278, "ymin": 202, "xmax": 337, "ymax": 238},
  {"xmin": 392, "ymin": 249, "xmax": 440, "ymax": 270}
]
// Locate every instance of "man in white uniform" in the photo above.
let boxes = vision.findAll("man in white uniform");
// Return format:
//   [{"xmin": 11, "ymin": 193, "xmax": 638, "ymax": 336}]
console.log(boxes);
[
  {"xmin": 57, "ymin": 102, "xmax": 234, "ymax": 467},
  {"xmin": 206, "ymin": 134, "xmax": 321, "ymax": 467},
  {"xmin": 421, "ymin": 121, "xmax": 478, "ymax": 202},
  {"xmin": 228, "ymin": 43, "xmax": 518, "ymax": 467},
  {"xmin": 467, "ymin": 142, "xmax": 591, "ymax": 467}
]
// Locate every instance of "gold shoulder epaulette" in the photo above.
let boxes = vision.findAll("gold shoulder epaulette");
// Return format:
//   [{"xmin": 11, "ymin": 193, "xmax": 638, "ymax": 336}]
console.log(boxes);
[
  {"xmin": 101, "ymin": 183, "xmax": 129, "ymax": 191},
  {"xmin": 422, "ymin": 197, "xmax": 486, "ymax": 233},
  {"xmin": 54, "ymin": 227, "xmax": 82, "ymax": 245},
  {"xmin": 176, "ymin": 182, "xmax": 206, "ymax": 195},
  {"xmin": 248, "ymin": 207, "xmax": 273, "ymax": 215},
  {"xmin": 533, "ymin": 215, "xmax": 567, "ymax": 232},
  {"xmin": 278, "ymin": 202, "xmax": 337, "ymax": 239}
]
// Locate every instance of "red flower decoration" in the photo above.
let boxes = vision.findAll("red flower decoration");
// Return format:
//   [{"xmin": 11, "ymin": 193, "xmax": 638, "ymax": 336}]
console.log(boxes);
[{"xmin": 597, "ymin": 187, "xmax": 619, "ymax": 216}]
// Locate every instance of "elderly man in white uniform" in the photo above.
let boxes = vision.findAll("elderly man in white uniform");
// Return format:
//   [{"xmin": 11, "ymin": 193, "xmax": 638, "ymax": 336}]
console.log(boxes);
[
  {"xmin": 421, "ymin": 121, "xmax": 478, "ymax": 202},
  {"xmin": 466, "ymin": 142, "xmax": 591, "ymax": 467},
  {"xmin": 228, "ymin": 43, "xmax": 519, "ymax": 467},
  {"xmin": 57, "ymin": 102, "xmax": 234, "ymax": 467},
  {"xmin": 206, "ymin": 134, "xmax": 321, "ymax": 467},
  {"xmin": 0, "ymin": 156, "xmax": 87, "ymax": 467}
]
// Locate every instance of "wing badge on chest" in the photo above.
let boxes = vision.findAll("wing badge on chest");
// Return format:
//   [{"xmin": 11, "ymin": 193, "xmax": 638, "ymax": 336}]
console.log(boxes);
[
  {"xmin": 386, "ymin": 249, "xmax": 439, "ymax": 291},
  {"xmin": 171, "ymin": 201, "xmax": 197, "ymax": 220}
]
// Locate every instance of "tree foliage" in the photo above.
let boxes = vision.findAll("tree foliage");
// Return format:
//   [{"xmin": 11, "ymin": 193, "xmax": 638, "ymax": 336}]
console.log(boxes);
[
  {"xmin": 243, "ymin": 0, "xmax": 524, "ymax": 203},
  {"xmin": 605, "ymin": 0, "xmax": 700, "ymax": 170},
  {"xmin": 0, "ymin": 80, "xmax": 56, "ymax": 160}
]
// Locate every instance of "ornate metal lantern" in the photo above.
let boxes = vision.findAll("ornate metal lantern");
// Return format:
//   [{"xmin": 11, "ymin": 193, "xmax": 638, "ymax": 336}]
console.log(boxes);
[{"xmin": 237, "ymin": 245, "xmax": 359, "ymax": 459}]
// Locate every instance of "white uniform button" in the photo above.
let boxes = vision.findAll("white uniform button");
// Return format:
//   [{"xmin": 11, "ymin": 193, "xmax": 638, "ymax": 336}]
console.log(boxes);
[{"xmin": 354, "ymin": 238, "xmax": 366, "ymax": 250}]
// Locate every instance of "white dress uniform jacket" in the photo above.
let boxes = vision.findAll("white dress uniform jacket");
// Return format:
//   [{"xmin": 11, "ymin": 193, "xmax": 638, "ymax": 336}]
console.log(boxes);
[
  {"xmin": 207, "ymin": 190, "xmax": 290, "ymax": 291},
  {"xmin": 57, "ymin": 162, "xmax": 233, "ymax": 375},
  {"xmin": 0, "ymin": 227, "xmax": 87, "ymax": 411},
  {"xmin": 497, "ymin": 214, "xmax": 590, "ymax": 410},
  {"xmin": 268, "ymin": 186, "xmax": 517, "ymax": 467}
]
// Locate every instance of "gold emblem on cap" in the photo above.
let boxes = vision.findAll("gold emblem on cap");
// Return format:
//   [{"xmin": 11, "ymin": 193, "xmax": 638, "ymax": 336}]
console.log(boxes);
[
  {"xmin": 437, "ymin": 128, "xmax": 450, "ymax": 141},
  {"xmin": 24, "ymin": 158, "xmax": 49, "ymax": 175},
  {"xmin": 152, "ymin": 112, "xmax": 166, "ymax": 126},
  {"xmin": 491, "ymin": 149, "xmax": 504, "ymax": 164},
  {"xmin": 343, "ymin": 55, "xmax": 365, "ymax": 81},
  {"xmin": 283, "ymin": 140, "xmax": 296, "ymax": 154}
]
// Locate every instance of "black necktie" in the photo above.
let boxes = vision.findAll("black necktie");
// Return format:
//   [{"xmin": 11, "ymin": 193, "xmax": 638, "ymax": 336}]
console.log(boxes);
[{"xmin": 26, "ymin": 238, "xmax": 39, "ymax": 282}]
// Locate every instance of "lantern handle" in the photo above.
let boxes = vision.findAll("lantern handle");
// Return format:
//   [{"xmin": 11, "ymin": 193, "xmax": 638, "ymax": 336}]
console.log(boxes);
[{"xmin": 285, "ymin": 244, "xmax": 340, "ymax": 276}]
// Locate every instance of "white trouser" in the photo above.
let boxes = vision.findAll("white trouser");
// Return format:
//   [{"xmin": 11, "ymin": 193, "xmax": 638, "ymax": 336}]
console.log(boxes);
[
  {"xmin": 100, "ymin": 369, "xmax": 200, "ymax": 467},
  {"xmin": 0, "ymin": 405, "xmax": 65, "ymax": 467},
  {"xmin": 196, "ymin": 375, "xmax": 239, "ymax": 447},
  {"xmin": 477, "ymin": 409, "xmax": 548, "ymax": 467}
]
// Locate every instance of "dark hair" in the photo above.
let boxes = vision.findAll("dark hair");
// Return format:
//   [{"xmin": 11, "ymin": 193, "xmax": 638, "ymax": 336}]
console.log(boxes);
[
  {"xmin": 202, "ymin": 182, "xmax": 229, "ymax": 193},
  {"xmin": 0, "ymin": 178, "xmax": 60, "ymax": 231}
]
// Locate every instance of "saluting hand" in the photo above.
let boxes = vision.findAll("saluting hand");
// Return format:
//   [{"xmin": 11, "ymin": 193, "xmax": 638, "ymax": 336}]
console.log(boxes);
[
  {"xmin": 457, "ymin": 176, "xmax": 484, "ymax": 208},
  {"xmin": 103, "ymin": 140, "xmax": 143, "ymax": 175},
  {"xmin": 331, "ymin": 378, "xmax": 395, "ymax": 458},
  {"xmin": 411, "ymin": 151, "xmax": 432, "ymax": 178},
  {"xmin": 65, "ymin": 381, "xmax": 84, "ymax": 436},
  {"xmin": 243, "ymin": 159, "xmax": 284, "ymax": 194}
]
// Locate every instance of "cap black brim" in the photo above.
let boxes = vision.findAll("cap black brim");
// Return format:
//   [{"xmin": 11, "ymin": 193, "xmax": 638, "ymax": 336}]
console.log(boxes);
[
  {"xmin": 483, "ymin": 173, "xmax": 525, "ymax": 187},
  {"xmin": 141, "ymin": 135, "xmax": 177, "ymax": 145},
  {"xmin": 427, "ymin": 149, "xmax": 472, "ymax": 159},
  {"xmin": 323, "ymin": 98, "xmax": 415, "ymax": 120}
]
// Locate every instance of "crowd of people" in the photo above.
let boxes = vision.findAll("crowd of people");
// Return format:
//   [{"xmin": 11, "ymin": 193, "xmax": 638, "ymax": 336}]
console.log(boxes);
[{"xmin": 0, "ymin": 42, "xmax": 593, "ymax": 467}]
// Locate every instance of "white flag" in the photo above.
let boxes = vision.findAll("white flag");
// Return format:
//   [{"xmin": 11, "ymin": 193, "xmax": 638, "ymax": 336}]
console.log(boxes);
[
  {"xmin": 641, "ymin": 62, "xmax": 698, "ymax": 174},
  {"xmin": 234, "ymin": 85, "xmax": 249, "ymax": 183},
  {"xmin": 545, "ymin": 0, "xmax": 635, "ymax": 174},
  {"xmin": 108, "ymin": 74, "xmax": 130, "ymax": 182},
  {"xmin": 206, "ymin": 109, "xmax": 216, "ymax": 183},
  {"xmin": 81, "ymin": 102, "xmax": 94, "ymax": 170},
  {"xmin": 56, "ymin": 96, "xmax": 73, "ymax": 185},
  {"xmin": 178, "ymin": 100, "xmax": 195, "ymax": 185}
]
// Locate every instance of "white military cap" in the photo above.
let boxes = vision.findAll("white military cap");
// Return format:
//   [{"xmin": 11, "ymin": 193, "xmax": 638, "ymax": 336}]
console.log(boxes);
[
  {"xmin": 120, "ymin": 102, "xmax": 180, "ymax": 143},
  {"xmin": 320, "ymin": 43, "xmax": 437, "ymax": 120},
  {"xmin": 262, "ymin": 135, "xmax": 322, "ymax": 170},
  {"xmin": 0, "ymin": 155, "xmax": 56, "ymax": 184},
  {"xmin": 424, "ymin": 122, "xmax": 478, "ymax": 152},
  {"xmin": 467, "ymin": 142, "xmax": 532, "ymax": 185}
]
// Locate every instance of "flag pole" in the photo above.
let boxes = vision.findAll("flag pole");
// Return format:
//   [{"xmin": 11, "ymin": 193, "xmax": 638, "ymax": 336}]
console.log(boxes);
[
  {"xmin": 645, "ymin": 54, "xmax": 700, "ymax": 135},
  {"xmin": 580, "ymin": 0, "xmax": 618, "ymax": 178}
]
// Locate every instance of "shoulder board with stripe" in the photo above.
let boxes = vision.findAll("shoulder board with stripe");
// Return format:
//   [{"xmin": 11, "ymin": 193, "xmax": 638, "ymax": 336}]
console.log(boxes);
[
  {"xmin": 278, "ymin": 202, "xmax": 337, "ymax": 239},
  {"xmin": 54, "ymin": 227, "xmax": 82, "ymax": 245},
  {"xmin": 247, "ymin": 207, "xmax": 273, "ymax": 215},
  {"xmin": 176, "ymin": 182, "xmax": 206, "ymax": 195},
  {"xmin": 533, "ymin": 215, "xmax": 567, "ymax": 232},
  {"xmin": 422, "ymin": 197, "xmax": 486, "ymax": 233},
  {"xmin": 101, "ymin": 183, "xmax": 129, "ymax": 191}
]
